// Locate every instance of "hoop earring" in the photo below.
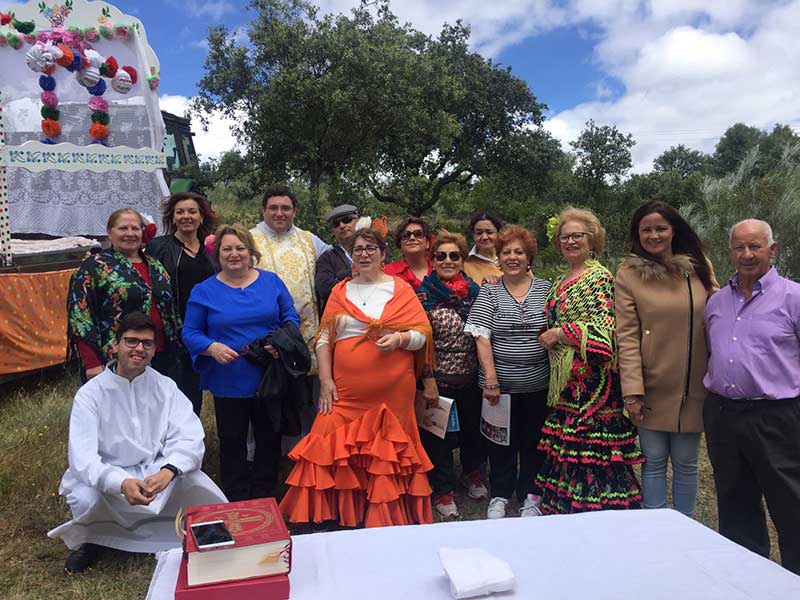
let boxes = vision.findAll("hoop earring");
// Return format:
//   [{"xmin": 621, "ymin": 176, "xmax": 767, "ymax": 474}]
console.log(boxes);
[{"xmin": 588, "ymin": 251, "xmax": 597, "ymax": 261}]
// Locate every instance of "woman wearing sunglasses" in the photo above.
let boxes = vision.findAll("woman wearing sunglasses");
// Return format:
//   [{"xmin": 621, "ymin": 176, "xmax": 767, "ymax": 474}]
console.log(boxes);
[
  {"xmin": 464, "ymin": 226, "xmax": 552, "ymax": 519},
  {"xmin": 281, "ymin": 228, "xmax": 435, "ymax": 529},
  {"xmin": 416, "ymin": 231, "xmax": 487, "ymax": 519},
  {"xmin": 535, "ymin": 207, "xmax": 643, "ymax": 515},
  {"xmin": 384, "ymin": 216, "xmax": 433, "ymax": 290}
]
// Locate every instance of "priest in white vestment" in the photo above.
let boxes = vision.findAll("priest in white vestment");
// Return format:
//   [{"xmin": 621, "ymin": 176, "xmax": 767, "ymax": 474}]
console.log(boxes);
[{"xmin": 48, "ymin": 312, "xmax": 227, "ymax": 573}]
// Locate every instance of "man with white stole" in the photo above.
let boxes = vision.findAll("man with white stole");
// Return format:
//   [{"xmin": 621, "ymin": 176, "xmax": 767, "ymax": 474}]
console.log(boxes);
[
  {"xmin": 48, "ymin": 312, "xmax": 227, "ymax": 573},
  {"xmin": 249, "ymin": 186, "xmax": 331, "ymax": 444}
]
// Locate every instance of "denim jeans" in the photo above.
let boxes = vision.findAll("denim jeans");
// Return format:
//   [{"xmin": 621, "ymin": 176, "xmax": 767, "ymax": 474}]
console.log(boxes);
[{"xmin": 638, "ymin": 427, "xmax": 701, "ymax": 517}]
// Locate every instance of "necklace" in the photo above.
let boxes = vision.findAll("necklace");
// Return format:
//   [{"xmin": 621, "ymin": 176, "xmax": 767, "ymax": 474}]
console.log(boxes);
[{"xmin": 353, "ymin": 281, "xmax": 380, "ymax": 306}]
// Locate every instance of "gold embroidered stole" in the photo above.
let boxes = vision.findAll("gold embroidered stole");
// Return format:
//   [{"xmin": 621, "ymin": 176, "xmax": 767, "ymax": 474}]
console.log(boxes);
[{"xmin": 251, "ymin": 226, "xmax": 319, "ymax": 374}]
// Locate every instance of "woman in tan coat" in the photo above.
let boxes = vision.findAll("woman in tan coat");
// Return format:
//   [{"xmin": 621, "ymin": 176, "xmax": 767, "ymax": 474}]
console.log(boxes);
[{"xmin": 615, "ymin": 201, "xmax": 718, "ymax": 517}]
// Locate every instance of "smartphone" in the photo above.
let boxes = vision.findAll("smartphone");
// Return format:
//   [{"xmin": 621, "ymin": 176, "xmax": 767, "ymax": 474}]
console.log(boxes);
[{"xmin": 190, "ymin": 520, "xmax": 235, "ymax": 550}]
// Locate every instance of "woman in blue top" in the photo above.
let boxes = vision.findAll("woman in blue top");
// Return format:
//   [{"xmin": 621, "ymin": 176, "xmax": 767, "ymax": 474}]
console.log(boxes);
[{"xmin": 183, "ymin": 223, "xmax": 300, "ymax": 501}]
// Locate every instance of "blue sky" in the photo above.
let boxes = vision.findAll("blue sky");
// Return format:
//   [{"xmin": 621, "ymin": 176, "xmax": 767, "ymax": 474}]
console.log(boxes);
[{"xmin": 102, "ymin": 1, "xmax": 799, "ymax": 170}]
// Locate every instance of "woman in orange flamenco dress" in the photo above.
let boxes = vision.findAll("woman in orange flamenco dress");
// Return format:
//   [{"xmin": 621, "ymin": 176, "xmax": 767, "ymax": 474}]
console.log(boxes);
[{"xmin": 279, "ymin": 227, "xmax": 434, "ymax": 528}]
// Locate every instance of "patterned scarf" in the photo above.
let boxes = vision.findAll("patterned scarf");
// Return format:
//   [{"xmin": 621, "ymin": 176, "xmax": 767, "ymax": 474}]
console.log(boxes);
[{"xmin": 418, "ymin": 271, "xmax": 480, "ymax": 321}]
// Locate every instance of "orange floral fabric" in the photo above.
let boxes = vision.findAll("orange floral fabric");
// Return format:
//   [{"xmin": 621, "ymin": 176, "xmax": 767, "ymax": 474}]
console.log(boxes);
[{"xmin": 0, "ymin": 269, "xmax": 72, "ymax": 375}]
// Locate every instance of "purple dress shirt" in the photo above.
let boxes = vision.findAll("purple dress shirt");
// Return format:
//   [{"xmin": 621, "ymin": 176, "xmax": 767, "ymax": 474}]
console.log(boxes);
[{"xmin": 704, "ymin": 267, "xmax": 800, "ymax": 399}]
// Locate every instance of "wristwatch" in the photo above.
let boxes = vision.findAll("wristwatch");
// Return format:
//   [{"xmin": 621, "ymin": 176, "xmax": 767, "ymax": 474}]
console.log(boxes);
[{"xmin": 161, "ymin": 463, "xmax": 182, "ymax": 479}]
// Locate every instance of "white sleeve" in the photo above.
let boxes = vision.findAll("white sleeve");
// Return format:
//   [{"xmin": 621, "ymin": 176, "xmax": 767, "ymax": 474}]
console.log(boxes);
[
  {"xmin": 464, "ymin": 286, "xmax": 495, "ymax": 339},
  {"xmin": 405, "ymin": 330, "xmax": 426, "ymax": 350},
  {"xmin": 312, "ymin": 233, "xmax": 334, "ymax": 259},
  {"xmin": 316, "ymin": 328, "xmax": 330, "ymax": 348},
  {"xmin": 160, "ymin": 383, "xmax": 205, "ymax": 475},
  {"xmin": 67, "ymin": 389, "xmax": 130, "ymax": 495}
]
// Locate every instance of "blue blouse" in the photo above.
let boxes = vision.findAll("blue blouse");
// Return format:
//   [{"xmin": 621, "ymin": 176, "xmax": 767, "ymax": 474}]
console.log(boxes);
[{"xmin": 182, "ymin": 269, "xmax": 301, "ymax": 397}]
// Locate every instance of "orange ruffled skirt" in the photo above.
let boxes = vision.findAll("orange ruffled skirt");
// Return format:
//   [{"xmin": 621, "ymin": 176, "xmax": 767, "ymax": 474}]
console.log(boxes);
[{"xmin": 279, "ymin": 336, "xmax": 433, "ymax": 528}]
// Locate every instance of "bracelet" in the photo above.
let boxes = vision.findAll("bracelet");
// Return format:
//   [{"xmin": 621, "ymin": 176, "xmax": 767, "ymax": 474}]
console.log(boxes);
[
  {"xmin": 484, "ymin": 383, "xmax": 500, "ymax": 390},
  {"xmin": 623, "ymin": 397, "xmax": 641, "ymax": 405}
]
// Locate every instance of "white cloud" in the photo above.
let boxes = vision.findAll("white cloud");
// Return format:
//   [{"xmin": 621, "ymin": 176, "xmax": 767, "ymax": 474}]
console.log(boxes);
[
  {"xmin": 183, "ymin": 0, "xmax": 237, "ymax": 21},
  {"xmin": 158, "ymin": 95, "xmax": 242, "ymax": 162}
]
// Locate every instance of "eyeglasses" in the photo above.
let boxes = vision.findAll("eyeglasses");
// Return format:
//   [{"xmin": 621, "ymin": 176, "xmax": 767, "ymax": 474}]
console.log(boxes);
[
  {"xmin": 352, "ymin": 245, "xmax": 380, "ymax": 256},
  {"xmin": 474, "ymin": 229, "xmax": 497, "ymax": 238},
  {"xmin": 122, "ymin": 336, "xmax": 156, "ymax": 350},
  {"xmin": 400, "ymin": 229, "xmax": 426, "ymax": 241},
  {"xmin": 558, "ymin": 232, "xmax": 592, "ymax": 243},
  {"xmin": 433, "ymin": 251, "xmax": 462, "ymax": 262},
  {"xmin": 332, "ymin": 215, "xmax": 357, "ymax": 227}
]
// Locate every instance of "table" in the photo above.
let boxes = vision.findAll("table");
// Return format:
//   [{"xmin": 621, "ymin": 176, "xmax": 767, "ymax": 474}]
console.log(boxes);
[{"xmin": 146, "ymin": 509, "xmax": 800, "ymax": 600}]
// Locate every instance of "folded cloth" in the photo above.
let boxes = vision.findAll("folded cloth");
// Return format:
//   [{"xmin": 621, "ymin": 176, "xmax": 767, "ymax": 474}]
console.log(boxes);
[{"xmin": 438, "ymin": 547, "xmax": 516, "ymax": 599}]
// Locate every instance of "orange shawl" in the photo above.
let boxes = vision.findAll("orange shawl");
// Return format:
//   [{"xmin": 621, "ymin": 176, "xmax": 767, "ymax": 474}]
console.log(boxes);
[{"xmin": 316, "ymin": 275, "xmax": 434, "ymax": 377}]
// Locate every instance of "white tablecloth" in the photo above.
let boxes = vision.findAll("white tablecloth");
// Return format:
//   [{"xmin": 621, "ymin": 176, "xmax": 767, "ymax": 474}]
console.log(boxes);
[{"xmin": 146, "ymin": 509, "xmax": 800, "ymax": 600}]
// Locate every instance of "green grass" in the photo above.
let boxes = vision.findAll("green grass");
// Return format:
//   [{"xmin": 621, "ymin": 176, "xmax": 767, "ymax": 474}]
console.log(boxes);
[{"xmin": 0, "ymin": 370, "xmax": 779, "ymax": 599}]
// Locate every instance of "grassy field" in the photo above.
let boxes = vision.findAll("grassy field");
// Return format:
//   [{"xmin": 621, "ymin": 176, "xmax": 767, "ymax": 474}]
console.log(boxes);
[{"xmin": 0, "ymin": 368, "xmax": 779, "ymax": 600}]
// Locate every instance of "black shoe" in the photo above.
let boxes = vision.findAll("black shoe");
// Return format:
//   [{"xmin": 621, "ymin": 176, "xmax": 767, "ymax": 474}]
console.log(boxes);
[{"xmin": 64, "ymin": 543, "xmax": 100, "ymax": 573}]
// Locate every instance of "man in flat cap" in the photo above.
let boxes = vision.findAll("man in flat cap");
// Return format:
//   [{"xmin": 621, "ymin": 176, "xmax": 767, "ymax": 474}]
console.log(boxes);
[{"xmin": 315, "ymin": 204, "xmax": 359, "ymax": 311}]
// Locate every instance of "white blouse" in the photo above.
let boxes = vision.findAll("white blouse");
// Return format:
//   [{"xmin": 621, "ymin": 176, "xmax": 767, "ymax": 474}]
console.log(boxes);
[{"xmin": 316, "ymin": 279, "xmax": 426, "ymax": 350}]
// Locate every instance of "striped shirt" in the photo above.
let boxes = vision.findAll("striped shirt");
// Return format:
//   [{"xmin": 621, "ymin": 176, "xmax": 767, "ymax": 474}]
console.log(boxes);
[{"xmin": 464, "ymin": 277, "xmax": 551, "ymax": 393}]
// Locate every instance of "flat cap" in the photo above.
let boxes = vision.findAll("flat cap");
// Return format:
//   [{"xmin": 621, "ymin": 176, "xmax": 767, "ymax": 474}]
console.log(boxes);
[{"xmin": 325, "ymin": 204, "xmax": 359, "ymax": 223}]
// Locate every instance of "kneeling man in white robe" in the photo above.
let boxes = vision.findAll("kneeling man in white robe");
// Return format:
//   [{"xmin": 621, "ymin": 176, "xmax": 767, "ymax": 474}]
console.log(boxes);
[{"xmin": 48, "ymin": 312, "xmax": 227, "ymax": 573}]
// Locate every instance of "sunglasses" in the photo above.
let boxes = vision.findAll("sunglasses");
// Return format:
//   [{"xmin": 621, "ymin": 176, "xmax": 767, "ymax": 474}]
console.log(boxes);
[
  {"xmin": 400, "ymin": 229, "xmax": 426, "ymax": 241},
  {"xmin": 332, "ymin": 214, "xmax": 357, "ymax": 227},
  {"xmin": 122, "ymin": 336, "xmax": 156, "ymax": 350},
  {"xmin": 433, "ymin": 251, "xmax": 462, "ymax": 262}
]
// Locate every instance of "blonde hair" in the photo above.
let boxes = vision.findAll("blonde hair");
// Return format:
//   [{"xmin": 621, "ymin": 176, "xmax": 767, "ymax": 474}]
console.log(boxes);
[
  {"xmin": 213, "ymin": 223, "xmax": 262, "ymax": 266},
  {"xmin": 551, "ymin": 207, "xmax": 606, "ymax": 255},
  {"xmin": 432, "ymin": 229, "xmax": 469, "ymax": 257}
]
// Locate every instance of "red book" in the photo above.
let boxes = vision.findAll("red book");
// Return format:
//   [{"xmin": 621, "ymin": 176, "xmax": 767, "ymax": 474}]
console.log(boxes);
[
  {"xmin": 184, "ymin": 497, "xmax": 291, "ymax": 587},
  {"xmin": 174, "ymin": 554, "xmax": 290, "ymax": 600}
]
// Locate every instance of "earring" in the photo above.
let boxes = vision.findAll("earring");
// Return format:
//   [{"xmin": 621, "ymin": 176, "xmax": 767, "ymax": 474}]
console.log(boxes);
[{"xmin": 588, "ymin": 250, "xmax": 597, "ymax": 260}]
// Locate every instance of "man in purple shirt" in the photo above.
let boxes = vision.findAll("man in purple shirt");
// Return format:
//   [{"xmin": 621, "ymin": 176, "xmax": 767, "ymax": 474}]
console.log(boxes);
[{"xmin": 704, "ymin": 219, "xmax": 800, "ymax": 575}]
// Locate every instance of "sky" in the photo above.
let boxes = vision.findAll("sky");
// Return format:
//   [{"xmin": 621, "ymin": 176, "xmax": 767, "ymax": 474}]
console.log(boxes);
[{"xmin": 99, "ymin": 0, "xmax": 799, "ymax": 172}]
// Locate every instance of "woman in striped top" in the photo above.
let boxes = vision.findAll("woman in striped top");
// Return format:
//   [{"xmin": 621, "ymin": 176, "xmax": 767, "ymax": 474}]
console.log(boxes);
[{"xmin": 464, "ymin": 226, "xmax": 552, "ymax": 519}]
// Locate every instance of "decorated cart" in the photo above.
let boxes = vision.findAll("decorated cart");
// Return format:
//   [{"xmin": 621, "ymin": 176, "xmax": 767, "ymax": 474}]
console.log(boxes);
[{"xmin": 0, "ymin": 0, "xmax": 169, "ymax": 377}]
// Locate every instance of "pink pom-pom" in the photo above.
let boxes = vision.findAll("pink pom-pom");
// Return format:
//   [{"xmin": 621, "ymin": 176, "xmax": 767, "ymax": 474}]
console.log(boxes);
[
  {"xmin": 62, "ymin": 31, "xmax": 80, "ymax": 46},
  {"xmin": 113, "ymin": 25, "xmax": 129, "ymax": 40},
  {"xmin": 41, "ymin": 91, "xmax": 59, "ymax": 107},
  {"xmin": 0, "ymin": 36, "xmax": 7, "ymax": 48},
  {"xmin": 24, "ymin": 34, "xmax": 37, "ymax": 45},
  {"xmin": 87, "ymin": 96, "xmax": 109, "ymax": 112}
]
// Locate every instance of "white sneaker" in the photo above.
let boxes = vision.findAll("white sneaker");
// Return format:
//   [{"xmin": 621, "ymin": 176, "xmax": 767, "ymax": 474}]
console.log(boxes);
[
  {"xmin": 435, "ymin": 494, "xmax": 460, "ymax": 520},
  {"xmin": 520, "ymin": 493, "xmax": 543, "ymax": 517},
  {"xmin": 463, "ymin": 470, "xmax": 489, "ymax": 500},
  {"xmin": 487, "ymin": 497, "xmax": 508, "ymax": 519}
]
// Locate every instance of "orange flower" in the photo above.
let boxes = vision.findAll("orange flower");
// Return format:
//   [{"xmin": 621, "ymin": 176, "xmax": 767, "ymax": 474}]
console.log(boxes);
[
  {"xmin": 41, "ymin": 118, "xmax": 61, "ymax": 138},
  {"xmin": 55, "ymin": 44, "xmax": 74, "ymax": 67},
  {"xmin": 42, "ymin": 64, "xmax": 56, "ymax": 75},
  {"xmin": 89, "ymin": 123, "xmax": 109, "ymax": 141}
]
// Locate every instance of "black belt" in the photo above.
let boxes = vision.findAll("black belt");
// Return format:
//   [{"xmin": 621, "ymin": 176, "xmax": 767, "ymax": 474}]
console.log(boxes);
[{"xmin": 708, "ymin": 392, "xmax": 800, "ymax": 411}]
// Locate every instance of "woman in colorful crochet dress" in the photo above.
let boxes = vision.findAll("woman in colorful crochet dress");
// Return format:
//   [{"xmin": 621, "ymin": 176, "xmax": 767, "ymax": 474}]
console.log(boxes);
[
  {"xmin": 279, "ymin": 228, "xmax": 434, "ymax": 528},
  {"xmin": 535, "ymin": 207, "xmax": 643, "ymax": 514}
]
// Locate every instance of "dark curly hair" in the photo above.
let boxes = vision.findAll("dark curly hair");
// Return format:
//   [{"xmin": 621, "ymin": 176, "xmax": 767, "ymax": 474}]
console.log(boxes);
[{"xmin": 160, "ymin": 192, "xmax": 219, "ymax": 242}]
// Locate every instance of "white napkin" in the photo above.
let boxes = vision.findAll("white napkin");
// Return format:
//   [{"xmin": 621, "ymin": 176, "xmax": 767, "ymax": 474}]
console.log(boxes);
[{"xmin": 438, "ymin": 547, "xmax": 516, "ymax": 599}]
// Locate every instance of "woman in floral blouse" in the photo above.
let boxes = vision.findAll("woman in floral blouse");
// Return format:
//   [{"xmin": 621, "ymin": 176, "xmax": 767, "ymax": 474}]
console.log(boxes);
[
  {"xmin": 67, "ymin": 208, "xmax": 181, "ymax": 380},
  {"xmin": 418, "ymin": 230, "xmax": 486, "ymax": 520}
]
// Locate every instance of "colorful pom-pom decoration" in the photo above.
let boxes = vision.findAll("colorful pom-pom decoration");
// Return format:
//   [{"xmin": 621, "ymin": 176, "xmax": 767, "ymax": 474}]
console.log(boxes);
[
  {"xmin": 66, "ymin": 52, "xmax": 83, "ymax": 72},
  {"xmin": 99, "ymin": 25, "xmax": 112, "ymax": 40},
  {"xmin": 113, "ymin": 24, "xmax": 131, "ymax": 40},
  {"xmin": 39, "ymin": 75, "xmax": 56, "ymax": 91},
  {"xmin": 25, "ymin": 44, "xmax": 55, "ymax": 73},
  {"xmin": 77, "ymin": 65, "xmax": 101, "ymax": 88},
  {"xmin": 42, "ymin": 64, "xmax": 56, "ymax": 75},
  {"xmin": 111, "ymin": 69, "xmax": 133, "ymax": 94},
  {"xmin": 121, "ymin": 65, "xmax": 138, "ymax": 84},
  {"xmin": 83, "ymin": 27, "xmax": 99, "ymax": 42},
  {"xmin": 24, "ymin": 34, "xmax": 38, "ymax": 44},
  {"xmin": 12, "ymin": 18, "xmax": 36, "ymax": 35},
  {"xmin": 87, "ymin": 78, "xmax": 107, "ymax": 96},
  {"xmin": 88, "ymin": 96, "xmax": 109, "ymax": 112},
  {"xmin": 90, "ymin": 110, "xmax": 110, "ymax": 125},
  {"xmin": 89, "ymin": 123, "xmax": 109, "ymax": 141},
  {"xmin": 41, "ymin": 118, "xmax": 61, "ymax": 138},
  {"xmin": 41, "ymin": 91, "xmax": 59, "ymax": 107},
  {"xmin": 83, "ymin": 49, "xmax": 104, "ymax": 67},
  {"xmin": 143, "ymin": 223, "xmax": 158, "ymax": 245},
  {"xmin": 55, "ymin": 44, "xmax": 74, "ymax": 67},
  {"xmin": 7, "ymin": 33, "xmax": 22, "ymax": 50},
  {"xmin": 146, "ymin": 70, "xmax": 160, "ymax": 91},
  {"xmin": 41, "ymin": 106, "xmax": 60, "ymax": 121},
  {"xmin": 0, "ymin": 13, "xmax": 11, "ymax": 26},
  {"xmin": 100, "ymin": 56, "xmax": 119, "ymax": 78},
  {"xmin": 0, "ymin": 36, "xmax": 7, "ymax": 48}
]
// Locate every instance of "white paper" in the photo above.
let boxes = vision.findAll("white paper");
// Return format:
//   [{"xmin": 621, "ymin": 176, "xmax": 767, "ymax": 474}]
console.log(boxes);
[
  {"xmin": 438, "ymin": 547, "xmax": 516, "ymax": 599},
  {"xmin": 480, "ymin": 393, "xmax": 511, "ymax": 446},
  {"xmin": 416, "ymin": 393, "xmax": 455, "ymax": 439}
]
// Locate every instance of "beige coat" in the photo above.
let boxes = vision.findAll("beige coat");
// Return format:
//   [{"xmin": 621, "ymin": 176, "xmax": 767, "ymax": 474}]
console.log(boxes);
[{"xmin": 615, "ymin": 254, "xmax": 717, "ymax": 432}]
